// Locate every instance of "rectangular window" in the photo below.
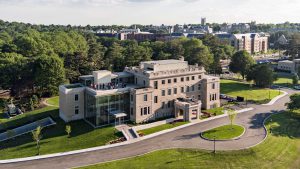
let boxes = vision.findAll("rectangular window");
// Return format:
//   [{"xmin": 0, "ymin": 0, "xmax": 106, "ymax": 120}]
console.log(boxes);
[
  {"xmin": 75, "ymin": 94, "xmax": 79, "ymax": 101},
  {"xmin": 162, "ymin": 90, "xmax": 166, "ymax": 96},
  {"xmin": 198, "ymin": 95, "xmax": 201, "ymax": 100},
  {"xmin": 144, "ymin": 94, "xmax": 148, "ymax": 101},
  {"xmin": 186, "ymin": 86, "xmax": 190, "ymax": 92},
  {"xmin": 173, "ymin": 78, "xmax": 177, "ymax": 83},
  {"xmin": 174, "ymin": 88, "xmax": 177, "ymax": 94},
  {"xmin": 141, "ymin": 108, "xmax": 143, "ymax": 116},
  {"xmin": 181, "ymin": 87, "xmax": 184, "ymax": 93},
  {"xmin": 167, "ymin": 101, "xmax": 171, "ymax": 108},
  {"xmin": 192, "ymin": 85, "xmax": 195, "ymax": 91},
  {"xmin": 168, "ymin": 89, "xmax": 172, "ymax": 95},
  {"xmin": 168, "ymin": 79, "xmax": 171, "ymax": 84},
  {"xmin": 154, "ymin": 81, "xmax": 158, "ymax": 89},
  {"xmin": 130, "ymin": 94, "xmax": 133, "ymax": 101},
  {"xmin": 181, "ymin": 77, "xmax": 184, "ymax": 82},
  {"xmin": 186, "ymin": 77, "xmax": 190, "ymax": 81},
  {"xmin": 162, "ymin": 80, "xmax": 165, "ymax": 85},
  {"xmin": 144, "ymin": 107, "xmax": 147, "ymax": 115},
  {"xmin": 212, "ymin": 83, "xmax": 216, "ymax": 89},
  {"xmin": 154, "ymin": 96, "xmax": 158, "ymax": 103},
  {"xmin": 192, "ymin": 76, "xmax": 195, "ymax": 80},
  {"xmin": 198, "ymin": 75, "xmax": 202, "ymax": 79},
  {"xmin": 148, "ymin": 107, "xmax": 150, "ymax": 114},
  {"xmin": 162, "ymin": 102, "xmax": 165, "ymax": 109},
  {"xmin": 143, "ymin": 80, "xmax": 146, "ymax": 86},
  {"xmin": 75, "ymin": 106, "xmax": 79, "ymax": 115},
  {"xmin": 130, "ymin": 107, "xmax": 133, "ymax": 115},
  {"xmin": 198, "ymin": 84, "xmax": 201, "ymax": 90}
]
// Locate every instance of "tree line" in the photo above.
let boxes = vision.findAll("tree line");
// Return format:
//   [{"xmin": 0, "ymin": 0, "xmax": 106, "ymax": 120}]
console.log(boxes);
[{"xmin": 0, "ymin": 21, "xmax": 235, "ymax": 99}]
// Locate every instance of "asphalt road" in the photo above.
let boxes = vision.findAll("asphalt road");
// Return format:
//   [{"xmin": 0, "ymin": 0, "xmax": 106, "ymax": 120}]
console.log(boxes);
[{"xmin": 0, "ymin": 89, "xmax": 297, "ymax": 169}]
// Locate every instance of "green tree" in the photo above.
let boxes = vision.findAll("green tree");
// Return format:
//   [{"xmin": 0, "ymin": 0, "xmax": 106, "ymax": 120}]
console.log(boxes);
[
  {"xmin": 32, "ymin": 126, "xmax": 42, "ymax": 155},
  {"xmin": 246, "ymin": 64, "xmax": 276, "ymax": 88},
  {"xmin": 227, "ymin": 109, "xmax": 237, "ymax": 128},
  {"xmin": 292, "ymin": 74, "xmax": 299, "ymax": 85},
  {"xmin": 286, "ymin": 94, "xmax": 300, "ymax": 110},
  {"xmin": 34, "ymin": 54, "xmax": 66, "ymax": 96},
  {"xmin": 105, "ymin": 42, "xmax": 125, "ymax": 71},
  {"xmin": 65, "ymin": 125, "xmax": 72, "ymax": 138},
  {"xmin": 229, "ymin": 50, "xmax": 255, "ymax": 79}
]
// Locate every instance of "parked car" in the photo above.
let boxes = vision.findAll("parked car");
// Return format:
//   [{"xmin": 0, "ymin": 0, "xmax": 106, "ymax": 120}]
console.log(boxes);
[{"xmin": 294, "ymin": 85, "xmax": 300, "ymax": 90}]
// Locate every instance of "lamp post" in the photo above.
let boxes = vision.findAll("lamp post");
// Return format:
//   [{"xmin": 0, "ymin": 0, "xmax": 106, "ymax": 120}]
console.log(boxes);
[{"xmin": 213, "ymin": 136, "xmax": 216, "ymax": 154}]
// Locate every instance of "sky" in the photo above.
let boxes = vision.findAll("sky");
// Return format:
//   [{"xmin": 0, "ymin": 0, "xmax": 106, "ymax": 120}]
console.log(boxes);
[{"xmin": 0, "ymin": 0, "xmax": 299, "ymax": 26}]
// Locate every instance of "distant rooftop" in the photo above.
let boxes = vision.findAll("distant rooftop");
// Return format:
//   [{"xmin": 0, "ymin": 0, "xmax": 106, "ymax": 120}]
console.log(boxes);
[{"xmin": 141, "ymin": 59, "xmax": 186, "ymax": 65}]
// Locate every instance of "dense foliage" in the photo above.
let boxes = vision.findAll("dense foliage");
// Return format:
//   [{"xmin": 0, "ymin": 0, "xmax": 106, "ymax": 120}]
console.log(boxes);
[{"xmin": 0, "ymin": 20, "xmax": 234, "ymax": 97}]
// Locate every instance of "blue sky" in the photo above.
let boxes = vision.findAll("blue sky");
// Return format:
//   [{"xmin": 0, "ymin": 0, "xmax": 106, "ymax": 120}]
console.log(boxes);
[{"xmin": 0, "ymin": 0, "xmax": 299, "ymax": 25}]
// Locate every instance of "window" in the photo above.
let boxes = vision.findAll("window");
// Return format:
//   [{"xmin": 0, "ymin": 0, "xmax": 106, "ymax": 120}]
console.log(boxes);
[
  {"xmin": 198, "ymin": 95, "xmax": 201, "ymax": 100},
  {"xmin": 154, "ymin": 96, "xmax": 158, "ymax": 103},
  {"xmin": 174, "ymin": 78, "xmax": 177, "ymax": 83},
  {"xmin": 130, "ymin": 94, "xmax": 133, "ymax": 101},
  {"xmin": 174, "ymin": 88, "xmax": 177, "ymax": 94},
  {"xmin": 212, "ymin": 83, "xmax": 216, "ymax": 89},
  {"xmin": 154, "ymin": 81, "xmax": 158, "ymax": 89},
  {"xmin": 162, "ymin": 80, "xmax": 165, "ymax": 84},
  {"xmin": 198, "ymin": 75, "xmax": 202, "ymax": 79},
  {"xmin": 162, "ymin": 90, "xmax": 166, "ymax": 96},
  {"xmin": 143, "ymin": 80, "xmax": 146, "ymax": 86},
  {"xmin": 130, "ymin": 107, "xmax": 133, "ymax": 115},
  {"xmin": 181, "ymin": 77, "xmax": 184, "ymax": 82},
  {"xmin": 75, "ymin": 94, "xmax": 79, "ymax": 101},
  {"xmin": 135, "ymin": 78, "xmax": 138, "ymax": 84},
  {"xmin": 144, "ymin": 94, "xmax": 148, "ymax": 101},
  {"xmin": 191, "ymin": 85, "xmax": 195, "ymax": 91},
  {"xmin": 148, "ymin": 107, "xmax": 150, "ymax": 114},
  {"xmin": 141, "ymin": 108, "xmax": 143, "ymax": 116},
  {"xmin": 75, "ymin": 106, "xmax": 79, "ymax": 115},
  {"xmin": 186, "ymin": 86, "xmax": 190, "ymax": 92},
  {"xmin": 144, "ymin": 107, "xmax": 147, "ymax": 115},
  {"xmin": 168, "ymin": 89, "xmax": 172, "ymax": 95},
  {"xmin": 167, "ymin": 101, "xmax": 171, "ymax": 108},
  {"xmin": 186, "ymin": 77, "xmax": 190, "ymax": 81},
  {"xmin": 192, "ymin": 76, "xmax": 195, "ymax": 80},
  {"xmin": 162, "ymin": 102, "xmax": 165, "ymax": 109},
  {"xmin": 168, "ymin": 79, "xmax": 171, "ymax": 84},
  {"xmin": 181, "ymin": 87, "xmax": 184, "ymax": 93},
  {"xmin": 198, "ymin": 84, "xmax": 201, "ymax": 90}
]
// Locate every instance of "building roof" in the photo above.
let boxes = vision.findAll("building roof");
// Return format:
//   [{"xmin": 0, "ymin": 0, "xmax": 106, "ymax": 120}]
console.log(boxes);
[{"xmin": 142, "ymin": 59, "xmax": 186, "ymax": 65}]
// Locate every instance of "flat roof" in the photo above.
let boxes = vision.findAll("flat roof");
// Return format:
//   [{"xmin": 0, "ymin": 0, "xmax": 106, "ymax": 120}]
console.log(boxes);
[{"xmin": 142, "ymin": 59, "xmax": 186, "ymax": 65}]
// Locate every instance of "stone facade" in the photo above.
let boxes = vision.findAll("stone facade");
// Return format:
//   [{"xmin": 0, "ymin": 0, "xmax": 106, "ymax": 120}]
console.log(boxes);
[{"xmin": 59, "ymin": 57, "xmax": 220, "ymax": 127}]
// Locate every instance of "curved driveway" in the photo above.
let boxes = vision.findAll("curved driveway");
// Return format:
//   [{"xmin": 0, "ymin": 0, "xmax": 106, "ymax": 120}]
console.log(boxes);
[{"xmin": 0, "ymin": 89, "xmax": 297, "ymax": 169}]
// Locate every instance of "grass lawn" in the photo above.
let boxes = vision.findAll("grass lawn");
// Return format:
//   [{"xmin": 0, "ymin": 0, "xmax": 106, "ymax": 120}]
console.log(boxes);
[
  {"xmin": 221, "ymin": 79, "xmax": 282, "ymax": 103},
  {"xmin": 274, "ymin": 73, "xmax": 298, "ymax": 88},
  {"xmin": 206, "ymin": 107, "xmax": 224, "ymax": 116},
  {"xmin": 46, "ymin": 96, "xmax": 59, "ymax": 107},
  {"xmin": 201, "ymin": 124, "xmax": 244, "ymax": 140},
  {"xmin": 78, "ymin": 111, "xmax": 300, "ymax": 169},
  {"xmin": 0, "ymin": 106, "xmax": 122, "ymax": 160},
  {"xmin": 139, "ymin": 122, "xmax": 189, "ymax": 135}
]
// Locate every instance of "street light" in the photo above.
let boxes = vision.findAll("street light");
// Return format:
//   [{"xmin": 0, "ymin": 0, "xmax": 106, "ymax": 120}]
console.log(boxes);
[{"xmin": 213, "ymin": 135, "xmax": 216, "ymax": 154}]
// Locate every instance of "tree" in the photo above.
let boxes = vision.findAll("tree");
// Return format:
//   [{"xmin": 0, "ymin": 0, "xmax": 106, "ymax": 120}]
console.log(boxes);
[
  {"xmin": 227, "ymin": 109, "xmax": 237, "ymax": 128},
  {"xmin": 32, "ymin": 126, "xmax": 42, "ymax": 155},
  {"xmin": 286, "ymin": 94, "xmax": 300, "ymax": 110},
  {"xmin": 29, "ymin": 98, "xmax": 34, "ymax": 111},
  {"xmin": 292, "ymin": 74, "xmax": 299, "ymax": 85},
  {"xmin": 65, "ymin": 125, "xmax": 72, "ymax": 138},
  {"xmin": 246, "ymin": 64, "xmax": 276, "ymax": 88},
  {"xmin": 229, "ymin": 51, "xmax": 255, "ymax": 79},
  {"xmin": 34, "ymin": 54, "xmax": 66, "ymax": 96}
]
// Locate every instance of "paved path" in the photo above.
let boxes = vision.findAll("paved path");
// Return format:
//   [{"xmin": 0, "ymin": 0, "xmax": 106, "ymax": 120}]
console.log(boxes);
[{"xmin": 0, "ymin": 89, "xmax": 297, "ymax": 169}]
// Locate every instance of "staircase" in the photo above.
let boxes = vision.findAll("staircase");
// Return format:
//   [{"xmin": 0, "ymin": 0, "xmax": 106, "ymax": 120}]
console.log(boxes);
[{"xmin": 115, "ymin": 125, "xmax": 139, "ymax": 141}]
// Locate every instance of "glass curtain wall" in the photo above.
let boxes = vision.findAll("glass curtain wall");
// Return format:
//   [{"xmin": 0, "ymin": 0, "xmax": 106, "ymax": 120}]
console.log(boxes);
[{"xmin": 85, "ymin": 92, "xmax": 130, "ymax": 127}]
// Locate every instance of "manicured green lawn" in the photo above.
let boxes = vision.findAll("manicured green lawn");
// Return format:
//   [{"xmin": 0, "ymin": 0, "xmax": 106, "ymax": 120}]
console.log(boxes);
[
  {"xmin": 79, "ymin": 111, "xmax": 300, "ymax": 169},
  {"xmin": 206, "ymin": 107, "xmax": 224, "ymax": 116},
  {"xmin": 201, "ymin": 124, "xmax": 245, "ymax": 140},
  {"xmin": 0, "ymin": 106, "xmax": 122, "ymax": 160},
  {"xmin": 274, "ymin": 73, "xmax": 297, "ymax": 88},
  {"xmin": 221, "ymin": 79, "xmax": 282, "ymax": 103},
  {"xmin": 139, "ymin": 122, "xmax": 189, "ymax": 135},
  {"xmin": 46, "ymin": 96, "xmax": 59, "ymax": 107}
]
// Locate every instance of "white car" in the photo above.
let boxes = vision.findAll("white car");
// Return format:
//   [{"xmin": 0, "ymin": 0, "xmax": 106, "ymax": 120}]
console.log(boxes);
[{"xmin": 294, "ymin": 86, "xmax": 300, "ymax": 90}]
